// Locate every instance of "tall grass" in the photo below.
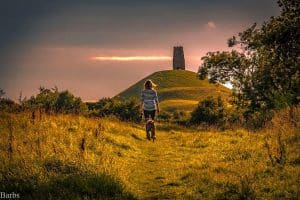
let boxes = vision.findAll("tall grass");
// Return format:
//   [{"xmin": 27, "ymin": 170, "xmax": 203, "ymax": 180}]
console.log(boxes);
[
  {"xmin": 0, "ymin": 112, "xmax": 136, "ymax": 199},
  {"xmin": 263, "ymin": 106, "xmax": 300, "ymax": 167}
]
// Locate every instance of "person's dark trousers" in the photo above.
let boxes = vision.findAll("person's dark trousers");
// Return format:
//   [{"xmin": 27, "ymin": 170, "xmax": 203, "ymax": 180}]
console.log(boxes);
[{"xmin": 143, "ymin": 110, "xmax": 156, "ymax": 120}]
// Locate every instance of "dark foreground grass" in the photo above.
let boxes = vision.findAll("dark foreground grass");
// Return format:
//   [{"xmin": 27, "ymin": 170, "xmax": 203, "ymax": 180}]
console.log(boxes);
[{"xmin": 0, "ymin": 159, "xmax": 135, "ymax": 200}]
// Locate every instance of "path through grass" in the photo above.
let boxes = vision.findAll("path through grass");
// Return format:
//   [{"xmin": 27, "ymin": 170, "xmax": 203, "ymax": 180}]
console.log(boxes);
[{"xmin": 124, "ymin": 123, "xmax": 299, "ymax": 199}]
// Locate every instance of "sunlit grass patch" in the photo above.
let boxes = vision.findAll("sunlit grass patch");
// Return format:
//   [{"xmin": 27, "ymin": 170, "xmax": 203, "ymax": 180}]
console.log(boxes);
[
  {"xmin": 160, "ymin": 99, "xmax": 198, "ymax": 112},
  {"xmin": 0, "ymin": 112, "xmax": 138, "ymax": 199}
]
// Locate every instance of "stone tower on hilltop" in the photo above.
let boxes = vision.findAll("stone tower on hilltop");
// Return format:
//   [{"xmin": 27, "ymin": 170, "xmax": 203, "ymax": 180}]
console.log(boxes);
[{"xmin": 173, "ymin": 46, "xmax": 185, "ymax": 70}]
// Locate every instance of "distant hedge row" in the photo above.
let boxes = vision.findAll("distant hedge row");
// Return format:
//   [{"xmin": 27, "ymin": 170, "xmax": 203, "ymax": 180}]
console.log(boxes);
[{"xmin": 0, "ymin": 87, "xmax": 141, "ymax": 123}]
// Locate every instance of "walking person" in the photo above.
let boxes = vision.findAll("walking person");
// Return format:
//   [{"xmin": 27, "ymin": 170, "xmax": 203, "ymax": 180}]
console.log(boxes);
[{"xmin": 140, "ymin": 79, "xmax": 159, "ymax": 141}]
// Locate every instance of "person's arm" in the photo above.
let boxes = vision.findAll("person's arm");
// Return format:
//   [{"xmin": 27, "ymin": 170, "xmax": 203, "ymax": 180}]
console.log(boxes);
[
  {"xmin": 140, "ymin": 102, "xmax": 144, "ymax": 112},
  {"xmin": 140, "ymin": 91, "xmax": 144, "ymax": 113},
  {"xmin": 154, "ymin": 91, "xmax": 159, "ymax": 114}
]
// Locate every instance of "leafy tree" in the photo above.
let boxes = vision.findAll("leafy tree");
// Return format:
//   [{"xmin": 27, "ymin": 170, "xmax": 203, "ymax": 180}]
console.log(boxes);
[
  {"xmin": 199, "ymin": 0, "xmax": 300, "ymax": 121},
  {"xmin": 200, "ymin": 51, "xmax": 251, "ymax": 109}
]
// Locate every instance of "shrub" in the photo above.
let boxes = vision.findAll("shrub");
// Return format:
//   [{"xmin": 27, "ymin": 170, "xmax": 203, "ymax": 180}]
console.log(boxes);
[
  {"xmin": 0, "ymin": 98, "xmax": 20, "ymax": 113},
  {"xmin": 26, "ymin": 87, "xmax": 59, "ymax": 113},
  {"xmin": 244, "ymin": 109, "xmax": 274, "ymax": 129},
  {"xmin": 0, "ymin": 89, "xmax": 20, "ymax": 112},
  {"xmin": 25, "ymin": 87, "xmax": 88, "ymax": 115},
  {"xmin": 190, "ymin": 96, "xmax": 226, "ymax": 126},
  {"xmin": 158, "ymin": 111, "xmax": 172, "ymax": 121},
  {"xmin": 55, "ymin": 91, "xmax": 87, "ymax": 115},
  {"xmin": 89, "ymin": 98, "xmax": 141, "ymax": 123}
]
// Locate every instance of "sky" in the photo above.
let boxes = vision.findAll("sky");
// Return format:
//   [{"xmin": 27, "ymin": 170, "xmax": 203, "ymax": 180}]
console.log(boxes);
[{"xmin": 0, "ymin": 0, "xmax": 280, "ymax": 101}]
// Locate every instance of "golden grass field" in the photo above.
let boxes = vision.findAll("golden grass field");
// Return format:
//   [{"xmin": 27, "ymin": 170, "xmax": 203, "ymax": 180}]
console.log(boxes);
[{"xmin": 0, "ymin": 108, "xmax": 299, "ymax": 199}]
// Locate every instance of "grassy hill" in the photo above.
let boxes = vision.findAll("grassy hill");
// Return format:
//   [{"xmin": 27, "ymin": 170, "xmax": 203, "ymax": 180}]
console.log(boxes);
[
  {"xmin": 0, "ymin": 109, "xmax": 299, "ymax": 199},
  {"xmin": 115, "ymin": 70, "xmax": 231, "ymax": 113}
]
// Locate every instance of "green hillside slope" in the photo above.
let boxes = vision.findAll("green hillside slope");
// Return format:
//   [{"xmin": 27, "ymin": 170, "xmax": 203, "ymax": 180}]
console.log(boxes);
[
  {"xmin": 116, "ymin": 70, "xmax": 230, "ymax": 101},
  {"xmin": 115, "ymin": 70, "xmax": 231, "ymax": 113}
]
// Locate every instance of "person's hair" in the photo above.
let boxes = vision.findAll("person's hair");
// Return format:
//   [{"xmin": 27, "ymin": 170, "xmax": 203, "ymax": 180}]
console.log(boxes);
[{"xmin": 144, "ymin": 79, "xmax": 155, "ymax": 89}]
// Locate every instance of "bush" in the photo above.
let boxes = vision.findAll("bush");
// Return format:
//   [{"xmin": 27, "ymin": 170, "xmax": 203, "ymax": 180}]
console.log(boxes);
[
  {"xmin": 0, "ymin": 98, "xmax": 20, "ymax": 113},
  {"xmin": 55, "ymin": 91, "xmax": 87, "ymax": 115},
  {"xmin": 113, "ymin": 98, "xmax": 141, "ymax": 122},
  {"xmin": 89, "ymin": 98, "xmax": 141, "ymax": 123},
  {"xmin": 0, "ymin": 89, "xmax": 20, "ymax": 112},
  {"xmin": 158, "ymin": 111, "xmax": 172, "ymax": 121},
  {"xmin": 26, "ymin": 87, "xmax": 59, "ymax": 113},
  {"xmin": 244, "ymin": 109, "xmax": 274, "ymax": 129},
  {"xmin": 226, "ymin": 108, "xmax": 244, "ymax": 127},
  {"xmin": 25, "ymin": 87, "xmax": 88, "ymax": 115},
  {"xmin": 190, "ymin": 96, "xmax": 226, "ymax": 126}
]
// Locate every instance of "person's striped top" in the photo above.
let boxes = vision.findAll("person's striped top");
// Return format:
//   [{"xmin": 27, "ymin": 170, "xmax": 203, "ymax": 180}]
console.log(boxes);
[{"xmin": 141, "ymin": 89, "xmax": 159, "ymax": 111}]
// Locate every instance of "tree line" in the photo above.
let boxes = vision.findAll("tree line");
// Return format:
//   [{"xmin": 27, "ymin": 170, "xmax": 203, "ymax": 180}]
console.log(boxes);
[{"xmin": 0, "ymin": 87, "xmax": 141, "ymax": 123}]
